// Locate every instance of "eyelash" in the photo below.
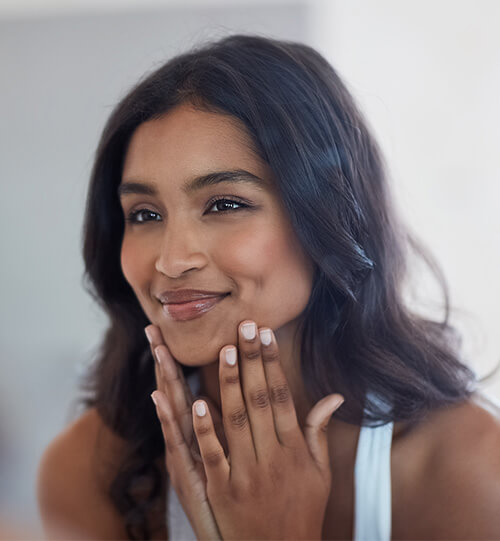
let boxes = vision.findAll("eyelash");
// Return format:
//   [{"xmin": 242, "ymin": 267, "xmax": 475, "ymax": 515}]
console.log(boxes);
[{"xmin": 125, "ymin": 196, "xmax": 250, "ymax": 225}]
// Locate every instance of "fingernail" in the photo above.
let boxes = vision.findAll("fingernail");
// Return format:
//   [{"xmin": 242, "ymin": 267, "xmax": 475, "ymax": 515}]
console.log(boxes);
[
  {"xmin": 259, "ymin": 328, "xmax": 272, "ymax": 346},
  {"xmin": 195, "ymin": 401, "xmax": 207, "ymax": 416},
  {"xmin": 225, "ymin": 347, "xmax": 237, "ymax": 366},
  {"xmin": 145, "ymin": 327, "xmax": 153, "ymax": 344},
  {"xmin": 241, "ymin": 322, "xmax": 256, "ymax": 340},
  {"xmin": 333, "ymin": 396, "xmax": 345, "ymax": 410},
  {"xmin": 151, "ymin": 392, "xmax": 158, "ymax": 406},
  {"xmin": 154, "ymin": 345, "xmax": 162, "ymax": 364}
]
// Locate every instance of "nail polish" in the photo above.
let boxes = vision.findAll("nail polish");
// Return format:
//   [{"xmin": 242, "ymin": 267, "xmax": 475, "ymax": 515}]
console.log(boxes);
[{"xmin": 241, "ymin": 322, "xmax": 256, "ymax": 340}]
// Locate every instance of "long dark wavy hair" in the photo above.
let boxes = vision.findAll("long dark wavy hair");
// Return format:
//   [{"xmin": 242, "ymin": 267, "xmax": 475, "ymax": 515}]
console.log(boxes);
[{"xmin": 78, "ymin": 34, "xmax": 478, "ymax": 539}]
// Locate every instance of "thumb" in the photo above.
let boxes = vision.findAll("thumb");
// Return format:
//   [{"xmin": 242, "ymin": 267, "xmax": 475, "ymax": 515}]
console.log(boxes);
[{"xmin": 304, "ymin": 394, "xmax": 344, "ymax": 474}]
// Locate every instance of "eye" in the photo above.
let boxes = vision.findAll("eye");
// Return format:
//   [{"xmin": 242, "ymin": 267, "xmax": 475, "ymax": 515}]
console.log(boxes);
[
  {"xmin": 206, "ymin": 197, "xmax": 249, "ymax": 213},
  {"xmin": 125, "ymin": 209, "xmax": 161, "ymax": 224},
  {"xmin": 124, "ymin": 197, "xmax": 250, "ymax": 226}
]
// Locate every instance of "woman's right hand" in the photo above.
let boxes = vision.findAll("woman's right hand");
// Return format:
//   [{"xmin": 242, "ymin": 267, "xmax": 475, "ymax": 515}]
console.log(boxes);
[{"xmin": 145, "ymin": 324, "xmax": 226, "ymax": 540}]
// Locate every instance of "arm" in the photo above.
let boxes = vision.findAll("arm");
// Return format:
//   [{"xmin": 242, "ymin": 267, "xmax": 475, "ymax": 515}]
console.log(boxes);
[
  {"xmin": 37, "ymin": 408, "xmax": 167, "ymax": 540},
  {"xmin": 435, "ymin": 398, "xmax": 500, "ymax": 539}
]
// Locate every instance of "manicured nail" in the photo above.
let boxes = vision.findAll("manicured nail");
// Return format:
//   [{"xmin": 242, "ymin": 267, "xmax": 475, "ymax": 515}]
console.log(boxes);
[
  {"xmin": 225, "ymin": 347, "xmax": 237, "ymax": 366},
  {"xmin": 241, "ymin": 322, "xmax": 256, "ymax": 340},
  {"xmin": 145, "ymin": 327, "xmax": 153, "ymax": 344},
  {"xmin": 259, "ymin": 329, "xmax": 272, "ymax": 346},
  {"xmin": 195, "ymin": 401, "xmax": 207, "ymax": 416},
  {"xmin": 333, "ymin": 396, "xmax": 345, "ymax": 410},
  {"xmin": 154, "ymin": 345, "xmax": 162, "ymax": 364},
  {"xmin": 151, "ymin": 392, "xmax": 158, "ymax": 406}
]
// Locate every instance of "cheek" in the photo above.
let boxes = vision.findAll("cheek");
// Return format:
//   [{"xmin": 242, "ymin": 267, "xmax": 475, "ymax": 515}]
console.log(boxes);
[
  {"xmin": 120, "ymin": 236, "xmax": 149, "ymax": 291},
  {"xmin": 222, "ymin": 223, "xmax": 313, "ymax": 313},
  {"xmin": 260, "ymin": 231, "xmax": 314, "ymax": 317}
]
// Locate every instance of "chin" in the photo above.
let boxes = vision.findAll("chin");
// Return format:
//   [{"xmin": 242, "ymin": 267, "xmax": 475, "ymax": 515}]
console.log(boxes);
[{"xmin": 167, "ymin": 342, "xmax": 220, "ymax": 367}]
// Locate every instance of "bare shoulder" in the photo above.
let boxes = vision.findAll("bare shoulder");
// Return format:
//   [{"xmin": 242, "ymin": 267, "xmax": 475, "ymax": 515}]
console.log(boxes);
[
  {"xmin": 37, "ymin": 407, "xmax": 131, "ymax": 539},
  {"xmin": 392, "ymin": 391, "xmax": 500, "ymax": 539}
]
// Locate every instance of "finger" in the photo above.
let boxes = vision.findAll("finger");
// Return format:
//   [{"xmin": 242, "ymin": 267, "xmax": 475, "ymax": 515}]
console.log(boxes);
[
  {"xmin": 257, "ymin": 327, "xmax": 305, "ymax": 449},
  {"xmin": 192, "ymin": 400, "xmax": 230, "ymax": 487},
  {"xmin": 152, "ymin": 392, "xmax": 221, "ymax": 541},
  {"xmin": 237, "ymin": 320, "xmax": 279, "ymax": 459},
  {"xmin": 155, "ymin": 344, "xmax": 194, "ymax": 448},
  {"xmin": 145, "ymin": 325, "xmax": 163, "ymax": 389},
  {"xmin": 219, "ymin": 345, "xmax": 257, "ymax": 467},
  {"xmin": 146, "ymin": 324, "xmax": 194, "ymax": 439},
  {"xmin": 146, "ymin": 325, "xmax": 195, "ymax": 405},
  {"xmin": 146, "ymin": 326, "xmax": 203, "ymax": 464},
  {"xmin": 202, "ymin": 396, "xmax": 229, "ymax": 457},
  {"xmin": 151, "ymin": 390, "xmax": 201, "ymax": 489},
  {"xmin": 304, "ymin": 394, "xmax": 344, "ymax": 474}
]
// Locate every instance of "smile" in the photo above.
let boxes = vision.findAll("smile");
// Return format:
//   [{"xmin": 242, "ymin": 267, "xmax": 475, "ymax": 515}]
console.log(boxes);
[{"xmin": 162, "ymin": 293, "xmax": 230, "ymax": 322}]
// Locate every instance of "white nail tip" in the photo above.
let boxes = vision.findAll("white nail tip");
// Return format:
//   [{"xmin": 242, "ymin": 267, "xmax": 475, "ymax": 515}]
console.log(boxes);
[
  {"xmin": 241, "ymin": 323, "xmax": 256, "ymax": 340},
  {"xmin": 195, "ymin": 401, "xmax": 207, "ymax": 416},
  {"xmin": 225, "ymin": 348, "xmax": 237, "ymax": 366},
  {"xmin": 259, "ymin": 329, "xmax": 272, "ymax": 346}
]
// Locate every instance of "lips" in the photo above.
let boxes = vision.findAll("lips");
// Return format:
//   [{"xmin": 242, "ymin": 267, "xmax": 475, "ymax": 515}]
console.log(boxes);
[
  {"xmin": 162, "ymin": 293, "xmax": 229, "ymax": 321},
  {"xmin": 157, "ymin": 289, "xmax": 229, "ymax": 304}
]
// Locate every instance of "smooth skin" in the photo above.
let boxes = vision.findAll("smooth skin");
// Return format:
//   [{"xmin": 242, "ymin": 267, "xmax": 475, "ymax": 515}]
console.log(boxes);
[{"xmin": 37, "ymin": 103, "xmax": 500, "ymax": 540}]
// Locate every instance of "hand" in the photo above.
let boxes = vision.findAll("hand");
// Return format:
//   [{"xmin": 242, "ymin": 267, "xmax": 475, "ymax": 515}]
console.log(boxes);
[
  {"xmin": 152, "ymin": 320, "xmax": 344, "ymax": 540},
  {"xmin": 146, "ymin": 325, "xmax": 225, "ymax": 540}
]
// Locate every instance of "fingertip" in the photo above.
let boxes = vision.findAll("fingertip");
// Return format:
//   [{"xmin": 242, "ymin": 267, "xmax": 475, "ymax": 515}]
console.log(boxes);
[
  {"xmin": 145, "ymin": 325, "xmax": 154, "ymax": 345},
  {"xmin": 332, "ymin": 395, "xmax": 345, "ymax": 410},
  {"xmin": 194, "ymin": 400, "xmax": 207, "ymax": 417}
]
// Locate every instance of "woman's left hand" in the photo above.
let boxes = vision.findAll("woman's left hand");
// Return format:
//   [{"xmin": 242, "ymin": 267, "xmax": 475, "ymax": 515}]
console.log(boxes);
[{"xmin": 152, "ymin": 320, "xmax": 344, "ymax": 540}]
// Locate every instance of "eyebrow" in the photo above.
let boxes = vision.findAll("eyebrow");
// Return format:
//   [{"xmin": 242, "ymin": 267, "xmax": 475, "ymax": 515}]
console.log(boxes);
[{"xmin": 118, "ymin": 169, "xmax": 267, "ymax": 198}]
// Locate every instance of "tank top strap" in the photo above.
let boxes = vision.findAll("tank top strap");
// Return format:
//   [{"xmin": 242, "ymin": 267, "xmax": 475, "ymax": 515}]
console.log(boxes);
[{"xmin": 353, "ymin": 391, "xmax": 394, "ymax": 541}]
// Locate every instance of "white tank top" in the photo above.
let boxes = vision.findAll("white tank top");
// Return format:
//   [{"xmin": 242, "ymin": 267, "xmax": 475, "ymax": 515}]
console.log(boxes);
[{"xmin": 166, "ymin": 374, "xmax": 394, "ymax": 541}]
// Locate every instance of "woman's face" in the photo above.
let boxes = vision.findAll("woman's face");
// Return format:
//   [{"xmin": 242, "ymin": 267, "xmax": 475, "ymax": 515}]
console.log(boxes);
[{"xmin": 119, "ymin": 103, "xmax": 315, "ymax": 366}]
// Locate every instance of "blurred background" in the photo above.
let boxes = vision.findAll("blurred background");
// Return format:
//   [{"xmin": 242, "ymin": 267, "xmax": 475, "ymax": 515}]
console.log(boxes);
[{"xmin": 1, "ymin": 0, "xmax": 499, "ymax": 535}]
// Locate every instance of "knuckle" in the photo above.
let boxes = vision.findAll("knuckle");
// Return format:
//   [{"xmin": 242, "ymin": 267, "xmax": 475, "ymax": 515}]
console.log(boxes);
[
  {"xmin": 262, "ymin": 348, "xmax": 280, "ymax": 364},
  {"xmin": 243, "ymin": 348, "xmax": 261, "ymax": 361},
  {"xmin": 165, "ymin": 435, "xmax": 183, "ymax": 454},
  {"xmin": 250, "ymin": 387, "xmax": 270, "ymax": 409},
  {"xmin": 319, "ymin": 422, "xmax": 329, "ymax": 434},
  {"xmin": 270, "ymin": 383, "xmax": 290, "ymax": 405},
  {"xmin": 204, "ymin": 450, "xmax": 225, "ymax": 468},
  {"xmin": 233, "ymin": 476, "xmax": 260, "ymax": 500},
  {"xmin": 196, "ymin": 423, "xmax": 213, "ymax": 437},
  {"xmin": 227, "ymin": 408, "xmax": 249, "ymax": 430},
  {"xmin": 157, "ymin": 410, "xmax": 171, "ymax": 426},
  {"xmin": 222, "ymin": 373, "xmax": 240, "ymax": 385}
]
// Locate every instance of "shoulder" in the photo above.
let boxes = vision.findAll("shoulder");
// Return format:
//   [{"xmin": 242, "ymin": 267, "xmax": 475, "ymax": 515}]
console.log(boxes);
[
  {"xmin": 36, "ymin": 407, "xmax": 130, "ymax": 539},
  {"xmin": 427, "ymin": 391, "xmax": 500, "ymax": 475},
  {"xmin": 394, "ymin": 391, "xmax": 500, "ymax": 539}
]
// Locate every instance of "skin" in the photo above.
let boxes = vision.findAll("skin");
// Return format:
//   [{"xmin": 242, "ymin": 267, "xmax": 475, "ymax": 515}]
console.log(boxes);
[
  {"xmin": 35, "ymin": 101, "xmax": 498, "ymax": 540},
  {"xmin": 119, "ymin": 102, "xmax": 318, "ymax": 426}
]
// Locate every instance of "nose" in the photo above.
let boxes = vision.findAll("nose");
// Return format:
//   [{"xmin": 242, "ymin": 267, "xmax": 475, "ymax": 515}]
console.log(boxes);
[{"xmin": 154, "ymin": 217, "xmax": 208, "ymax": 278}]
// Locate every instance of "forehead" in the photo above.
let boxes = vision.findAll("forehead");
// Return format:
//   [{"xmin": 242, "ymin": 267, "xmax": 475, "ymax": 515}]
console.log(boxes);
[{"xmin": 122, "ymin": 103, "xmax": 270, "ymax": 183}]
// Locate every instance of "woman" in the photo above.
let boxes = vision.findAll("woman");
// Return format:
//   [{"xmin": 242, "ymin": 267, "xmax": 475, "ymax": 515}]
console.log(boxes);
[{"xmin": 37, "ymin": 34, "xmax": 500, "ymax": 540}]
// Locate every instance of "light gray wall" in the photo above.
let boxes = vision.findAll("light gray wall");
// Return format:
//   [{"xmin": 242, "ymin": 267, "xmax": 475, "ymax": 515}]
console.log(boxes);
[{"xmin": 0, "ymin": 3, "xmax": 309, "ymax": 528}]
